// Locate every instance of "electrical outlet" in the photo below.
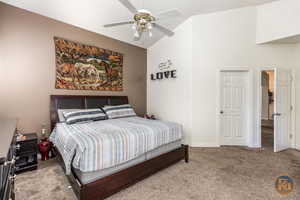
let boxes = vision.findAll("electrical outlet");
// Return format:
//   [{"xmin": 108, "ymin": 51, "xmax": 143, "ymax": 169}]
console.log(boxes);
[{"xmin": 289, "ymin": 134, "xmax": 293, "ymax": 139}]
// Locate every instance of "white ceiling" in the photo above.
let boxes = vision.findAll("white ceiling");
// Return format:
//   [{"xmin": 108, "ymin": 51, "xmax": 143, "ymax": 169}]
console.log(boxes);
[{"xmin": 2, "ymin": 0, "xmax": 278, "ymax": 48}]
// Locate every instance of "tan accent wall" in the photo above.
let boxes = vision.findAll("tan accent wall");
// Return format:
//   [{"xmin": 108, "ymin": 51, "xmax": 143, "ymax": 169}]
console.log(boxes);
[{"xmin": 0, "ymin": 2, "xmax": 147, "ymax": 135}]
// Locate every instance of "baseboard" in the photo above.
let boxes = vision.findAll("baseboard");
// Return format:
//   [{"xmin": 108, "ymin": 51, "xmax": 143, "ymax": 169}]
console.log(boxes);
[
  {"xmin": 190, "ymin": 142, "xmax": 220, "ymax": 147},
  {"xmin": 248, "ymin": 144, "xmax": 261, "ymax": 148},
  {"xmin": 189, "ymin": 142, "xmax": 263, "ymax": 148}
]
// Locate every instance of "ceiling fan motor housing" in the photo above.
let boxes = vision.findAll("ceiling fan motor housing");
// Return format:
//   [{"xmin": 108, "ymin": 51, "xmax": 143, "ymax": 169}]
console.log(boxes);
[{"xmin": 134, "ymin": 10, "xmax": 155, "ymax": 31}]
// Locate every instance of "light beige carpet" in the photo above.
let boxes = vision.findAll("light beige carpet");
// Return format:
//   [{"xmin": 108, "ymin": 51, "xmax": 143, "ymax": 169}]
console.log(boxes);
[
  {"xmin": 16, "ymin": 147, "xmax": 300, "ymax": 200},
  {"xmin": 261, "ymin": 119, "xmax": 274, "ymax": 148}
]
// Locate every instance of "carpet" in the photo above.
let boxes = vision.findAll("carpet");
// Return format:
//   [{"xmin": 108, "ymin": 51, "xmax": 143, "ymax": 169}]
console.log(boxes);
[
  {"xmin": 261, "ymin": 120, "xmax": 274, "ymax": 148},
  {"xmin": 15, "ymin": 147, "xmax": 300, "ymax": 200}
]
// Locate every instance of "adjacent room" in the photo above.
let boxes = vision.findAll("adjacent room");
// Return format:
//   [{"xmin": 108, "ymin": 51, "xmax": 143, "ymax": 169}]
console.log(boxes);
[
  {"xmin": 261, "ymin": 70, "xmax": 275, "ymax": 149},
  {"xmin": 1, "ymin": 0, "xmax": 300, "ymax": 200}
]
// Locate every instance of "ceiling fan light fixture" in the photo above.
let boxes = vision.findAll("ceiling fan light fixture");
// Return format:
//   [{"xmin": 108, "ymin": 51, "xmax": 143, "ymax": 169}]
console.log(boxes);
[
  {"xmin": 134, "ymin": 31, "xmax": 140, "ymax": 38},
  {"xmin": 103, "ymin": 0, "xmax": 179, "ymax": 41},
  {"xmin": 147, "ymin": 23, "xmax": 152, "ymax": 30},
  {"xmin": 132, "ymin": 23, "xmax": 137, "ymax": 30},
  {"xmin": 149, "ymin": 30, "xmax": 153, "ymax": 37}
]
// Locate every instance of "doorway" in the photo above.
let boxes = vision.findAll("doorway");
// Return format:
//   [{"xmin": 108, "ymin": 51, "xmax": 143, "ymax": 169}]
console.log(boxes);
[
  {"xmin": 219, "ymin": 70, "xmax": 250, "ymax": 146},
  {"xmin": 258, "ymin": 68, "xmax": 292, "ymax": 152},
  {"xmin": 261, "ymin": 70, "xmax": 274, "ymax": 149}
]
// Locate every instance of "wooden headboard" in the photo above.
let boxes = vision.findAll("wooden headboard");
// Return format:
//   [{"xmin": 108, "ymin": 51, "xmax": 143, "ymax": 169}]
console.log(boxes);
[{"xmin": 50, "ymin": 95, "xmax": 129, "ymax": 131}]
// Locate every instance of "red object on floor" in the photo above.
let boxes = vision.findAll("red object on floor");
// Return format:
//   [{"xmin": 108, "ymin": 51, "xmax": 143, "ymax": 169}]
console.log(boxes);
[{"xmin": 38, "ymin": 139, "xmax": 52, "ymax": 161}]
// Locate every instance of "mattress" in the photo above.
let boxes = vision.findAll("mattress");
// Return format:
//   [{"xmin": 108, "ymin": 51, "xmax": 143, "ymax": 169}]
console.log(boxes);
[
  {"xmin": 50, "ymin": 117, "xmax": 183, "ymax": 174},
  {"xmin": 73, "ymin": 140, "xmax": 182, "ymax": 184}
]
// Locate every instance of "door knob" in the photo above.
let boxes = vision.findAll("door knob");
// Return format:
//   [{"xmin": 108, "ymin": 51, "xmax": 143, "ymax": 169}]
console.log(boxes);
[{"xmin": 220, "ymin": 111, "xmax": 224, "ymax": 114}]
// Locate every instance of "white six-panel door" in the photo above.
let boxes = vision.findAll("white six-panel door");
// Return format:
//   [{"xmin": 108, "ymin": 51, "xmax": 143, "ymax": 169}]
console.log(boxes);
[
  {"xmin": 220, "ymin": 71, "xmax": 248, "ymax": 146},
  {"xmin": 274, "ymin": 69, "xmax": 291, "ymax": 152}
]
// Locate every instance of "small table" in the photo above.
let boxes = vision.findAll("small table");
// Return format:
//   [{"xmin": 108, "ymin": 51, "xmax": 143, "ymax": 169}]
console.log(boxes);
[{"xmin": 15, "ymin": 133, "xmax": 38, "ymax": 174}]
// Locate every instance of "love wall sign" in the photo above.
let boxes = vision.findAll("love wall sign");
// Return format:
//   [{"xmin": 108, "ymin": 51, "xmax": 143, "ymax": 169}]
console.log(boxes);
[{"xmin": 151, "ymin": 59, "xmax": 177, "ymax": 80}]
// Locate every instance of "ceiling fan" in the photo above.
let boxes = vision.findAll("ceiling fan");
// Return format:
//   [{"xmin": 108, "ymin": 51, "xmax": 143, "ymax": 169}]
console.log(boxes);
[{"xmin": 103, "ymin": 0, "xmax": 181, "ymax": 41}]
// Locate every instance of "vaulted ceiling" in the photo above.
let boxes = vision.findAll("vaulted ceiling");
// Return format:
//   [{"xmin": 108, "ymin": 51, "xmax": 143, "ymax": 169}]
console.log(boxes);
[{"xmin": 1, "ymin": 0, "xmax": 278, "ymax": 48}]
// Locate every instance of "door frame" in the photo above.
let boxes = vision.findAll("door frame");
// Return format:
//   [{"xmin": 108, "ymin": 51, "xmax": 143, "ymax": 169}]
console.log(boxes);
[
  {"xmin": 256, "ymin": 67, "xmax": 296, "ymax": 149},
  {"xmin": 216, "ymin": 67, "xmax": 254, "ymax": 147}
]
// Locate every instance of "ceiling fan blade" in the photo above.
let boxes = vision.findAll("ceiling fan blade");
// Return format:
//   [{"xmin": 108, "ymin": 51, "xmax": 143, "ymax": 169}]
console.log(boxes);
[
  {"xmin": 118, "ymin": 0, "xmax": 138, "ymax": 14},
  {"xmin": 155, "ymin": 9, "xmax": 182, "ymax": 21},
  {"xmin": 153, "ymin": 23, "xmax": 174, "ymax": 37},
  {"xmin": 104, "ymin": 21, "xmax": 134, "ymax": 28},
  {"xmin": 133, "ymin": 31, "xmax": 143, "ymax": 41}
]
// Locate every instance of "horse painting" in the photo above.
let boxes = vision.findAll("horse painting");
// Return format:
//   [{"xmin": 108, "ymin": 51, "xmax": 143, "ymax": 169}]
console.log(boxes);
[{"xmin": 54, "ymin": 37, "xmax": 123, "ymax": 91}]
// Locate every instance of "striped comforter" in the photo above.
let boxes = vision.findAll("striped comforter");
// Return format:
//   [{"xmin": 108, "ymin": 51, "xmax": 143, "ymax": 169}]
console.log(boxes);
[{"xmin": 50, "ymin": 117, "xmax": 183, "ymax": 174}]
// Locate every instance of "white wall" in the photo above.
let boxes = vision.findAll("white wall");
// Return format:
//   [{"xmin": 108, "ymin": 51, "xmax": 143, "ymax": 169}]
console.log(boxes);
[
  {"xmin": 291, "ymin": 44, "xmax": 300, "ymax": 149},
  {"xmin": 148, "ymin": 5, "xmax": 300, "ymax": 148},
  {"xmin": 191, "ymin": 7, "xmax": 295, "ymax": 147},
  {"xmin": 147, "ymin": 19, "xmax": 193, "ymax": 144},
  {"xmin": 256, "ymin": 0, "xmax": 300, "ymax": 44}
]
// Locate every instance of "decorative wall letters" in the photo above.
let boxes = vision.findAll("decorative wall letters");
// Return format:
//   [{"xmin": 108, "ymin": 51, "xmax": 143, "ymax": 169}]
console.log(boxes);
[{"xmin": 151, "ymin": 59, "xmax": 177, "ymax": 81}]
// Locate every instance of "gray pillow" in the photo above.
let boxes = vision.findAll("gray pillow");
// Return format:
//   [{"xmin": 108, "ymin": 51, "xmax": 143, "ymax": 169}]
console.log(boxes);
[
  {"xmin": 57, "ymin": 109, "xmax": 80, "ymax": 122},
  {"xmin": 63, "ymin": 109, "xmax": 107, "ymax": 124},
  {"xmin": 102, "ymin": 104, "xmax": 137, "ymax": 119}
]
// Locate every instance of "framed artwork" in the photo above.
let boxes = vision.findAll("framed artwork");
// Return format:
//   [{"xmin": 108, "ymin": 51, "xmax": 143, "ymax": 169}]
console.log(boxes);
[{"xmin": 54, "ymin": 37, "xmax": 123, "ymax": 91}]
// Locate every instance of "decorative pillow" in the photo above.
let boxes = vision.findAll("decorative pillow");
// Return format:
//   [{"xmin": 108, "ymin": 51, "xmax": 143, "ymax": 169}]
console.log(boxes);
[
  {"xmin": 102, "ymin": 104, "xmax": 137, "ymax": 119},
  {"xmin": 57, "ymin": 109, "xmax": 80, "ymax": 122},
  {"xmin": 63, "ymin": 109, "xmax": 106, "ymax": 124}
]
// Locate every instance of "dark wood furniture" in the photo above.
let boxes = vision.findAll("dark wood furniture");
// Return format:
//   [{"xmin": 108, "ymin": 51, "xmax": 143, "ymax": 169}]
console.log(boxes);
[
  {"xmin": 50, "ymin": 95, "xmax": 189, "ymax": 200},
  {"xmin": 15, "ymin": 133, "xmax": 38, "ymax": 174},
  {"xmin": 0, "ymin": 119, "xmax": 17, "ymax": 200},
  {"xmin": 50, "ymin": 95, "xmax": 129, "ymax": 131}
]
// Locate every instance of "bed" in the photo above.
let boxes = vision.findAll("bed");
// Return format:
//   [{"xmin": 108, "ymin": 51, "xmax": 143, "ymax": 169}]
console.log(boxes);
[{"xmin": 50, "ymin": 95, "xmax": 189, "ymax": 200}]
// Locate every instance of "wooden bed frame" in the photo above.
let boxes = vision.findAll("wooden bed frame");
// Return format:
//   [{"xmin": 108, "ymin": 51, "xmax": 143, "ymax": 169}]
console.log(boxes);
[{"xmin": 50, "ymin": 95, "xmax": 189, "ymax": 200}]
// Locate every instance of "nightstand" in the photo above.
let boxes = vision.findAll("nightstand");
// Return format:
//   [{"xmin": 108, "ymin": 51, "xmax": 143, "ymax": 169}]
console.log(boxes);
[{"xmin": 15, "ymin": 133, "xmax": 38, "ymax": 174}]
